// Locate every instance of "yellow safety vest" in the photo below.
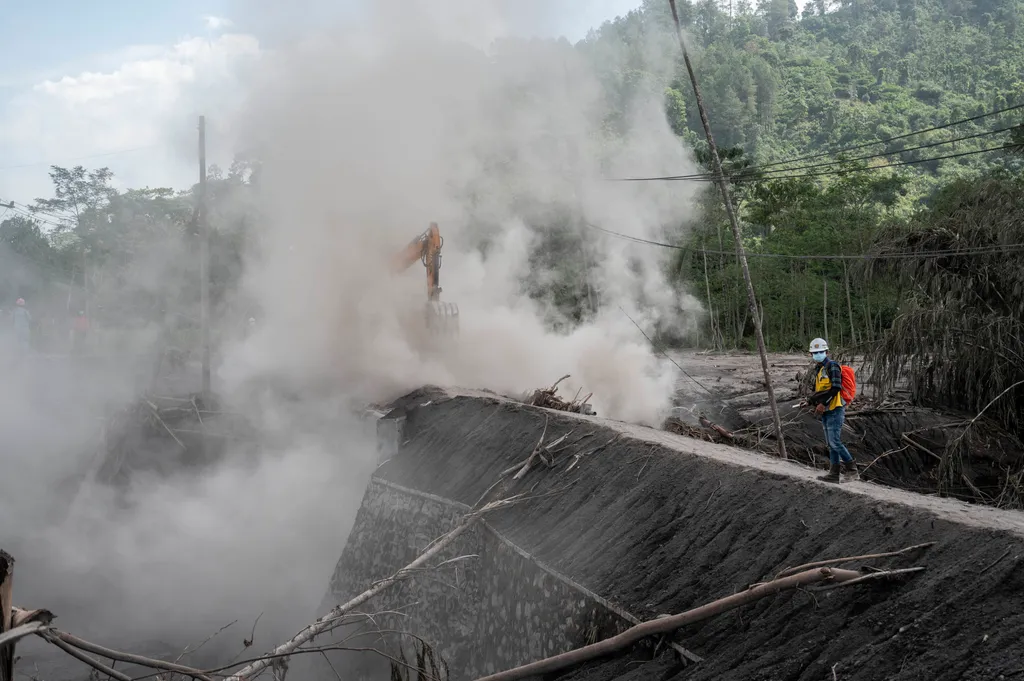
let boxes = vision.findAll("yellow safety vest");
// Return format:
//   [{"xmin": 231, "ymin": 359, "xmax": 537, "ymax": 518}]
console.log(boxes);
[{"xmin": 814, "ymin": 363, "xmax": 845, "ymax": 411}]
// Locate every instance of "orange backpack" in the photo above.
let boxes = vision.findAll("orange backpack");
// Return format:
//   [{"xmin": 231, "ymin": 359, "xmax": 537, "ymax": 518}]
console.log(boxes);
[{"xmin": 840, "ymin": 364, "xmax": 857, "ymax": 404}]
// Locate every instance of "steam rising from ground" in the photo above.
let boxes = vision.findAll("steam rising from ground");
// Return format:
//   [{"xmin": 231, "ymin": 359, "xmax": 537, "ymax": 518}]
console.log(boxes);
[
  {"xmin": 223, "ymin": 0, "xmax": 702, "ymax": 425},
  {"xmin": 0, "ymin": 2, "xmax": 703, "ymax": 671}
]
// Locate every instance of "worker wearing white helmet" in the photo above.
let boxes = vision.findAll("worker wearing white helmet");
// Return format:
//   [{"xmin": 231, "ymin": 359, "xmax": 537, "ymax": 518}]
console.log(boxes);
[{"xmin": 804, "ymin": 337, "xmax": 858, "ymax": 483}]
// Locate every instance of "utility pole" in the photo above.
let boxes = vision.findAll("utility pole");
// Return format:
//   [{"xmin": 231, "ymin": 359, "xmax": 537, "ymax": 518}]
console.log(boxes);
[
  {"xmin": 668, "ymin": 0, "xmax": 789, "ymax": 459},
  {"xmin": 198, "ymin": 115, "xmax": 211, "ymax": 401}
]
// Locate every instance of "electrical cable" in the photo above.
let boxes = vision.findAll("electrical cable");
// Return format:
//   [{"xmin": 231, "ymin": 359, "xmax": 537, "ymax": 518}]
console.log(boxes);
[
  {"xmin": 583, "ymin": 221, "xmax": 1024, "ymax": 260},
  {"xmin": 739, "ymin": 101, "xmax": 1024, "ymax": 171},
  {"xmin": 612, "ymin": 142, "xmax": 1017, "ymax": 184},
  {"xmin": 0, "ymin": 145, "xmax": 161, "ymax": 172},
  {"xmin": 614, "ymin": 125, "xmax": 1019, "ymax": 182},
  {"xmin": 733, "ymin": 143, "xmax": 1018, "ymax": 183},
  {"xmin": 10, "ymin": 201, "xmax": 70, "ymax": 224},
  {"xmin": 606, "ymin": 101, "xmax": 1024, "ymax": 183},
  {"xmin": 4, "ymin": 204, "xmax": 64, "ymax": 230}
]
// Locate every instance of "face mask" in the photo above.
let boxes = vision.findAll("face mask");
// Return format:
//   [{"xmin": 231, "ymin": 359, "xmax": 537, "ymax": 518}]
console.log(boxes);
[{"xmin": 812, "ymin": 352, "xmax": 826, "ymax": 363}]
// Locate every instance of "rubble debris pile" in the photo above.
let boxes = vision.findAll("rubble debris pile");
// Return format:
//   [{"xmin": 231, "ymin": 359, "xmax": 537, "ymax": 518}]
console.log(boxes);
[
  {"xmin": 522, "ymin": 375, "xmax": 595, "ymax": 416},
  {"xmin": 93, "ymin": 393, "xmax": 255, "ymax": 491},
  {"xmin": 663, "ymin": 415, "xmax": 740, "ymax": 445}
]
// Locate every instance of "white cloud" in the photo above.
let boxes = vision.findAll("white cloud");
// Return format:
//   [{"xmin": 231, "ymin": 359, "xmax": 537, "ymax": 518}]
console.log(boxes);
[
  {"xmin": 205, "ymin": 15, "xmax": 235, "ymax": 31},
  {"xmin": 0, "ymin": 33, "xmax": 259, "ymax": 202}
]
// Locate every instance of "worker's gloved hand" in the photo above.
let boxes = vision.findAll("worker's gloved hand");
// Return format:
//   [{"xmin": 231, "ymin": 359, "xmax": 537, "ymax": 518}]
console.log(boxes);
[{"xmin": 814, "ymin": 404, "xmax": 825, "ymax": 416}]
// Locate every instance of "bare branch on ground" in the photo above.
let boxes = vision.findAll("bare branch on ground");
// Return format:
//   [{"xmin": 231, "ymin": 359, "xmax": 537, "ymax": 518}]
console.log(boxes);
[
  {"xmin": 475, "ymin": 561, "xmax": 925, "ymax": 679},
  {"xmin": 775, "ymin": 542, "xmax": 935, "ymax": 579}
]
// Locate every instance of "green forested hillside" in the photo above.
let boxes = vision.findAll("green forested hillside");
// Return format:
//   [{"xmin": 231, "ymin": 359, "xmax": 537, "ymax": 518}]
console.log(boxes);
[
  {"xmin": 572, "ymin": 0, "xmax": 1024, "ymax": 356},
  {"xmin": 586, "ymin": 0, "xmax": 1023, "ymax": 188}
]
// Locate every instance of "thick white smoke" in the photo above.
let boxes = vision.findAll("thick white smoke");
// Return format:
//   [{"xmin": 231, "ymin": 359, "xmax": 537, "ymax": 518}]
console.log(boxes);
[
  {"xmin": 221, "ymin": 0, "xmax": 702, "ymax": 425},
  {"xmin": 0, "ymin": 3, "xmax": 706, "ymax": 672}
]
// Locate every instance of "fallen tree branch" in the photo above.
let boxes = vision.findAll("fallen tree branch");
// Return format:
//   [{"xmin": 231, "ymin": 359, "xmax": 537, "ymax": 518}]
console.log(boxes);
[
  {"xmin": 513, "ymin": 416, "xmax": 549, "ymax": 481},
  {"xmin": 50, "ymin": 630, "xmax": 215, "ymax": 681},
  {"xmin": 809, "ymin": 567, "xmax": 926, "ymax": 592},
  {"xmin": 145, "ymin": 399, "xmax": 187, "ymax": 450},
  {"xmin": 900, "ymin": 433, "xmax": 942, "ymax": 461},
  {"xmin": 775, "ymin": 542, "xmax": 935, "ymax": 579},
  {"xmin": 525, "ymin": 376, "xmax": 595, "ymax": 415},
  {"xmin": 474, "ymin": 566, "xmax": 876, "ymax": 681},
  {"xmin": 0, "ymin": 608, "xmax": 54, "ymax": 654},
  {"xmin": 39, "ymin": 632, "xmax": 133, "ymax": 681},
  {"xmin": 223, "ymin": 498, "xmax": 507, "ymax": 681},
  {"xmin": 0, "ymin": 623, "xmax": 45, "ymax": 652}
]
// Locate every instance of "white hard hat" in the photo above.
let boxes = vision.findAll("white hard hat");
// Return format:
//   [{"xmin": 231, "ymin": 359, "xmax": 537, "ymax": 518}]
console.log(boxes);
[{"xmin": 809, "ymin": 337, "xmax": 828, "ymax": 353}]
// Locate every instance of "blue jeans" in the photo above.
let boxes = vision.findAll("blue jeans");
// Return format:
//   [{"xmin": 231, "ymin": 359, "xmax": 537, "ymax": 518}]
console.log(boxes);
[{"xmin": 822, "ymin": 406, "xmax": 853, "ymax": 465}]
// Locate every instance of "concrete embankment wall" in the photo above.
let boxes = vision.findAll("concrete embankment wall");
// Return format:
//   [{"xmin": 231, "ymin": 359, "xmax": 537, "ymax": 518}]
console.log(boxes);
[{"xmin": 318, "ymin": 390, "xmax": 1024, "ymax": 681}]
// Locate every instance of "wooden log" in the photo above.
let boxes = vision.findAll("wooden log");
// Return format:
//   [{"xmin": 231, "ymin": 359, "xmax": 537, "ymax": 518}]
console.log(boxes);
[{"xmin": 699, "ymin": 415, "xmax": 735, "ymax": 441}]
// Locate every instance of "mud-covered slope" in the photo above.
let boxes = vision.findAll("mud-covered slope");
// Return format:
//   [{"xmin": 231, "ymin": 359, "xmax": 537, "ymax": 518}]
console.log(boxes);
[{"xmin": 373, "ymin": 390, "xmax": 1024, "ymax": 681}]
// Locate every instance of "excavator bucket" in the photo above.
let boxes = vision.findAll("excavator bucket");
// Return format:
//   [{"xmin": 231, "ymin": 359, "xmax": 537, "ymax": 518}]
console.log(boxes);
[{"xmin": 425, "ymin": 301, "xmax": 459, "ymax": 337}]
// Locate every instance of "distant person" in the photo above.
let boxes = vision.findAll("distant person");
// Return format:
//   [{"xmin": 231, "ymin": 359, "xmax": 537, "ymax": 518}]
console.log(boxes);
[
  {"xmin": 804, "ymin": 337, "xmax": 858, "ymax": 483},
  {"xmin": 72, "ymin": 310, "xmax": 90, "ymax": 354},
  {"xmin": 12, "ymin": 298, "xmax": 31, "ymax": 354}
]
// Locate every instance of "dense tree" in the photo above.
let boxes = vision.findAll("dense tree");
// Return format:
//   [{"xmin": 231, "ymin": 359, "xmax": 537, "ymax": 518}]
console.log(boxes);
[
  {"xmin": 570, "ymin": 0, "xmax": 1024, "ymax": 351},
  {"xmin": 5, "ymin": 0, "xmax": 1023, "ymax": 359}
]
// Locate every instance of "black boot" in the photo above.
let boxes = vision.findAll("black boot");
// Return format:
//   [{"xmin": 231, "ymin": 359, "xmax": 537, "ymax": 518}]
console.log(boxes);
[
  {"xmin": 842, "ymin": 460, "xmax": 859, "ymax": 480},
  {"xmin": 819, "ymin": 463, "xmax": 841, "ymax": 483}
]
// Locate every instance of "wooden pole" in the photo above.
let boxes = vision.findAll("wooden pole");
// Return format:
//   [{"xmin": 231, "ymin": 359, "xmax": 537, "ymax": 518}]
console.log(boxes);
[
  {"xmin": 1, "ymin": 551, "xmax": 15, "ymax": 681},
  {"xmin": 668, "ymin": 0, "xmax": 788, "ymax": 459},
  {"xmin": 198, "ymin": 115, "xmax": 211, "ymax": 401}
]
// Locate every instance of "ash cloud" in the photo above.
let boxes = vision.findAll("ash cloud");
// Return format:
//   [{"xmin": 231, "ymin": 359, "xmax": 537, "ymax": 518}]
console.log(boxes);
[
  {"xmin": 222, "ymin": 0, "xmax": 702, "ymax": 426},
  {"xmin": 0, "ymin": 1, "xmax": 703, "ymax": 671}
]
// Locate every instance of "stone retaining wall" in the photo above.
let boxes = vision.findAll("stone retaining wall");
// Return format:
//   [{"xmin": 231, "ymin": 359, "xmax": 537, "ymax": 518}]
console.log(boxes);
[{"xmin": 321, "ymin": 476, "xmax": 691, "ymax": 678}]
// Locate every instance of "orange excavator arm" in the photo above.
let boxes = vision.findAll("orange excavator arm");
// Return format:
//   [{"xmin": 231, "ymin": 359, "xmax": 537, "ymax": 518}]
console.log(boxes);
[{"xmin": 391, "ymin": 222, "xmax": 443, "ymax": 302}]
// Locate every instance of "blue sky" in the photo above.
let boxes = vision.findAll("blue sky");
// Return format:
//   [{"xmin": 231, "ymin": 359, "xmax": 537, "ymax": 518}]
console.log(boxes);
[
  {"xmin": 0, "ymin": 1, "xmax": 644, "ymax": 204},
  {"xmin": 0, "ymin": 1, "xmax": 226, "ymax": 88},
  {"xmin": 0, "ymin": 0, "xmax": 638, "ymax": 81}
]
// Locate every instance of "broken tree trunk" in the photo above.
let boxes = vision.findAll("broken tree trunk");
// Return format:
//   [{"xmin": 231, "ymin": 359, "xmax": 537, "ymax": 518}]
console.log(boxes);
[
  {"xmin": 475, "ymin": 564, "xmax": 919, "ymax": 681},
  {"xmin": 0, "ymin": 551, "xmax": 14, "ymax": 681}
]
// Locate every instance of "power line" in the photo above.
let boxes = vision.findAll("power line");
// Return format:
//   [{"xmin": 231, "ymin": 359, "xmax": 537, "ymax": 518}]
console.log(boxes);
[
  {"xmin": 4, "ymin": 203, "xmax": 64, "ymax": 230},
  {"xmin": 0, "ymin": 144, "xmax": 161, "ymax": 172},
  {"xmin": 614, "ymin": 142, "xmax": 1015, "ymax": 184},
  {"xmin": 618, "ymin": 304, "xmax": 721, "ymax": 399},
  {"xmin": 583, "ymin": 221, "xmax": 1024, "ymax": 259},
  {"xmin": 610, "ymin": 101, "xmax": 1024, "ymax": 182},
  {"xmin": 10, "ymin": 201, "xmax": 70, "ymax": 224},
  {"xmin": 759, "ymin": 125, "xmax": 1019, "ymax": 178},
  {"xmin": 740, "ymin": 143, "xmax": 1016, "ymax": 183},
  {"xmin": 750, "ymin": 100, "xmax": 1024, "ymax": 170},
  {"xmin": 617, "ymin": 125, "xmax": 1018, "ymax": 183}
]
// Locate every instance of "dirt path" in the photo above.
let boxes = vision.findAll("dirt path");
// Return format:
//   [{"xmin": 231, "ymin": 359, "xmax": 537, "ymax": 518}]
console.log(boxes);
[{"xmin": 451, "ymin": 385, "xmax": 1024, "ymax": 537}]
